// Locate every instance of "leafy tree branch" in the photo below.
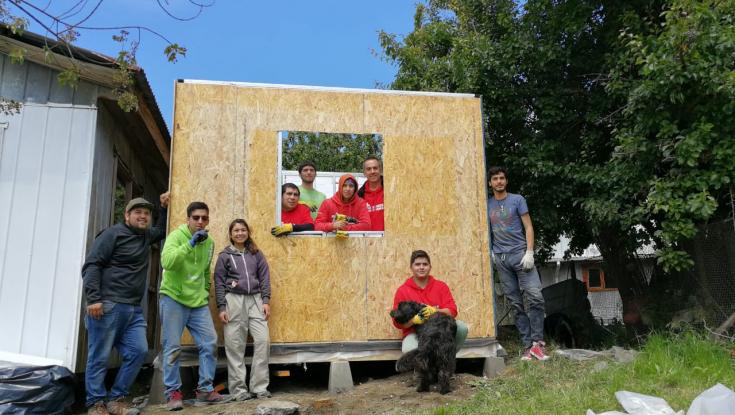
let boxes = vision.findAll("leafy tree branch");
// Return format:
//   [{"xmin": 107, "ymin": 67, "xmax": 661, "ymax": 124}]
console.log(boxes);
[{"xmin": 0, "ymin": 0, "xmax": 211, "ymax": 112}]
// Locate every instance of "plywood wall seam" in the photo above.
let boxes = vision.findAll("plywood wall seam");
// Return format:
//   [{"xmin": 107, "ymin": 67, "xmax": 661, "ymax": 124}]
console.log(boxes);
[
  {"xmin": 361, "ymin": 93, "xmax": 367, "ymax": 133},
  {"xmin": 239, "ymin": 118, "xmax": 246, "ymax": 220}
]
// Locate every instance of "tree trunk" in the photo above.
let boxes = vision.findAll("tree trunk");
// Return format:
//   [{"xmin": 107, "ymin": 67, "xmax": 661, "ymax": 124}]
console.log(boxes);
[{"xmin": 596, "ymin": 229, "xmax": 648, "ymax": 336}]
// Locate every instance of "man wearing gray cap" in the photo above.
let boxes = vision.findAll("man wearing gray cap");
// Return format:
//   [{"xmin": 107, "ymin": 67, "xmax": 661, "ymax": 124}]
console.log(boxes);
[{"xmin": 82, "ymin": 191, "xmax": 170, "ymax": 415}]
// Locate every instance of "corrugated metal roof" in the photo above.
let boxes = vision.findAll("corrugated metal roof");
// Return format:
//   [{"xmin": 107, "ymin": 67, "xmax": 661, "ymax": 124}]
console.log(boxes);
[
  {"xmin": 548, "ymin": 236, "xmax": 657, "ymax": 262},
  {"xmin": 0, "ymin": 25, "xmax": 170, "ymax": 142}
]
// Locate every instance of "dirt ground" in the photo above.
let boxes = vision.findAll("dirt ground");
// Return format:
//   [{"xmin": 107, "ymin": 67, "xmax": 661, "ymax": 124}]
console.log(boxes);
[{"xmin": 140, "ymin": 361, "xmax": 487, "ymax": 415}]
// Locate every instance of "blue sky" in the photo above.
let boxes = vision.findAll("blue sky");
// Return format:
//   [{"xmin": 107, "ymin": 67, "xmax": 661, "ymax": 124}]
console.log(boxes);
[{"xmin": 23, "ymin": 1, "xmax": 417, "ymax": 130}]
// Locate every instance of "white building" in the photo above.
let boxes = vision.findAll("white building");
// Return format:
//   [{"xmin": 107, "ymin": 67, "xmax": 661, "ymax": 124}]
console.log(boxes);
[{"xmin": 0, "ymin": 27, "xmax": 170, "ymax": 371}]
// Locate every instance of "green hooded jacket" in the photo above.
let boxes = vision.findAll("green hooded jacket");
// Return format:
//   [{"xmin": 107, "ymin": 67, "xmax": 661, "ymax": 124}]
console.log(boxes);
[{"xmin": 160, "ymin": 224, "xmax": 215, "ymax": 308}]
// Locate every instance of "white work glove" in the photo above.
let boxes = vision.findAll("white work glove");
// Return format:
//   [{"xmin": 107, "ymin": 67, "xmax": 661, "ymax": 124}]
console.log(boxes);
[{"xmin": 520, "ymin": 250, "xmax": 535, "ymax": 271}]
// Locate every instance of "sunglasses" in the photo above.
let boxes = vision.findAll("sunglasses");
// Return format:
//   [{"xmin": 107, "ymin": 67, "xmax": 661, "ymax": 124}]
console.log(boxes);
[{"xmin": 191, "ymin": 215, "xmax": 209, "ymax": 221}]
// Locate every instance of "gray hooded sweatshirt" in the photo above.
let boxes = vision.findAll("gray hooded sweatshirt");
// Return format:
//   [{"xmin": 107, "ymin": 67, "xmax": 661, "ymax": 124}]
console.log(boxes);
[{"xmin": 214, "ymin": 245, "xmax": 271, "ymax": 311}]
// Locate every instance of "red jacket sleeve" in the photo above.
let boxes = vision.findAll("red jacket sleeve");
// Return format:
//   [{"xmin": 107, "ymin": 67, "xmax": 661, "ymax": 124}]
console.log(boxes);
[
  {"xmin": 438, "ymin": 282, "xmax": 458, "ymax": 318},
  {"xmin": 345, "ymin": 199, "xmax": 372, "ymax": 231},
  {"xmin": 314, "ymin": 200, "xmax": 334, "ymax": 232}
]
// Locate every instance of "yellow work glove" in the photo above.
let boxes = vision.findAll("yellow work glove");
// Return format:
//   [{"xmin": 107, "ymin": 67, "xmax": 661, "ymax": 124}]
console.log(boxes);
[
  {"xmin": 420, "ymin": 305, "xmax": 438, "ymax": 319},
  {"xmin": 336, "ymin": 230, "xmax": 349, "ymax": 239},
  {"xmin": 411, "ymin": 313, "xmax": 426, "ymax": 325},
  {"xmin": 335, "ymin": 213, "xmax": 358, "ymax": 224},
  {"xmin": 271, "ymin": 223, "xmax": 294, "ymax": 237}
]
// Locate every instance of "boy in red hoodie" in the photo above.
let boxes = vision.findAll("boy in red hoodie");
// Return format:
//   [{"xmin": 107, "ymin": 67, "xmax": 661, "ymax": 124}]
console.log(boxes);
[
  {"xmin": 392, "ymin": 250, "xmax": 468, "ymax": 353},
  {"xmin": 315, "ymin": 174, "xmax": 371, "ymax": 235}
]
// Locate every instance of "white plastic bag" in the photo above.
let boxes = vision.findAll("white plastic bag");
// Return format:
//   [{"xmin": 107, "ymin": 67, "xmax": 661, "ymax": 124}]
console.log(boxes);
[
  {"xmin": 687, "ymin": 384, "xmax": 735, "ymax": 415},
  {"xmin": 615, "ymin": 391, "xmax": 683, "ymax": 415},
  {"xmin": 588, "ymin": 384, "xmax": 735, "ymax": 415}
]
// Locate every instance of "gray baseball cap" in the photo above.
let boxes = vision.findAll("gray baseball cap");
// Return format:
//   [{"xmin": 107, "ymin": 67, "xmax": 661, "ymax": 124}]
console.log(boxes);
[{"xmin": 125, "ymin": 197, "xmax": 154, "ymax": 213}]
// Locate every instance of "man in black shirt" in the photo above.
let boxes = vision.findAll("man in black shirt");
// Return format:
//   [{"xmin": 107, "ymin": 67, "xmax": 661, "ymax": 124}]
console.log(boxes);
[{"xmin": 82, "ymin": 192, "xmax": 169, "ymax": 415}]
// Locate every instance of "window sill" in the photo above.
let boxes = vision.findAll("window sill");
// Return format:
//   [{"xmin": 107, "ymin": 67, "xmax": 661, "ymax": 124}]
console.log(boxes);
[{"xmin": 280, "ymin": 231, "xmax": 385, "ymax": 238}]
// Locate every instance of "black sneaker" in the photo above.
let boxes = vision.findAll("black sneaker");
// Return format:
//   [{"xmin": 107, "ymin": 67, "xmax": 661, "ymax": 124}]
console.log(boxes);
[
  {"xmin": 234, "ymin": 391, "xmax": 254, "ymax": 401},
  {"xmin": 255, "ymin": 390, "xmax": 272, "ymax": 399},
  {"xmin": 195, "ymin": 390, "xmax": 232, "ymax": 405}
]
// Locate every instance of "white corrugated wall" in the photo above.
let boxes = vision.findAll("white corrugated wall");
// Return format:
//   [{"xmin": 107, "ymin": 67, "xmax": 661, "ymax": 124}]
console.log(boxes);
[{"xmin": 0, "ymin": 54, "xmax": 98, "ymax": 369}]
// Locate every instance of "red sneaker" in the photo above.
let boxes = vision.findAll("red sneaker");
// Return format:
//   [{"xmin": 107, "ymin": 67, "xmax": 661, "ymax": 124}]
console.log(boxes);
[
  {"xmin": 529, "ymin": 341, "xmax": 550, "ymax": 361},
  {"xmin": 520, "ymin": 347, "xmax": 533, "ymax": 361},
  {"xmin": 166, "ymin": 390, "xmax": 183, "ymax": 411}
]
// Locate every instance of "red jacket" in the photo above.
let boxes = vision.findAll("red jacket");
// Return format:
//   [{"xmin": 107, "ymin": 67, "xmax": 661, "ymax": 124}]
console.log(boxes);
[
  {"xmin": 361, "ymin": 183, "xmax": 384, "ymax": 231},
  {"xmin": 315, "ymin": 174, "xmax": 372, "ymax": 232},
  {"xmin": 282, "ymin": 203, "xmax": 313, "ymax": 225},
  {"xmin": 392, "ymin": 275, "xmax": 458, "ymax": 338}
]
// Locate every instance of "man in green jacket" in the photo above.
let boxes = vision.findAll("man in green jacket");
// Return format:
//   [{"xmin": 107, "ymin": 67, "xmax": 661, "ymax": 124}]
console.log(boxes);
[
  {"xmin": 297, "ymin": 161, "xmax": 326, "ymax": 220},
  {"xmin": 159, "ymin": 201, "xmax": 227, "ymax": 410}
]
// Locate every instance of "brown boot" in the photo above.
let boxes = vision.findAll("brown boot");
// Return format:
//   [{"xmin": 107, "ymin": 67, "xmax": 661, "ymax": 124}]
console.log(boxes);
[
  {"xmin": 106, "ymin": 397, "xmax": 140, "ymax": 415},
  {"xmin": 87, "ymin": 401, "xmax": 110, "ymax": 415}
]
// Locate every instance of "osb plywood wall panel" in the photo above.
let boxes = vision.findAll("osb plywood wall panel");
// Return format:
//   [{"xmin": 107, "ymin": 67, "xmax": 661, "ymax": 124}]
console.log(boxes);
[{"xmin": 170, "ymin": 82, "xmax": 493, "ymax": 345}]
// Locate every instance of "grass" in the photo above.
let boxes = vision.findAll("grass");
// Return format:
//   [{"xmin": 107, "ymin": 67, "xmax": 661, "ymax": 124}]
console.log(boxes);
[{"xmin": 432, "ymin": 331, "xmax": 735, "ymax": 414}]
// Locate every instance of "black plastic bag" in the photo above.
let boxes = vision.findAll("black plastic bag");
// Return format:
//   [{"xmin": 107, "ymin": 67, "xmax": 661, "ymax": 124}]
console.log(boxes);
[{"xmin": 0, "ymin": 361, "xmax": 75, "ymax": 414}]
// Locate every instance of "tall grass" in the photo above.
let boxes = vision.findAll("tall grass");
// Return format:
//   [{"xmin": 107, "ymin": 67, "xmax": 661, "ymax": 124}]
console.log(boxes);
[{"xmin": 430, "ymin": 331, "xmax": 735, "ymax": 414}]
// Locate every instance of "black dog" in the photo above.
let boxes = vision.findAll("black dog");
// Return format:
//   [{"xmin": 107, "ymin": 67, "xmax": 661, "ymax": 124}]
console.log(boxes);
[{"xmin": 390, "ymin": 301, "xmax": 457, "ymax": 394}]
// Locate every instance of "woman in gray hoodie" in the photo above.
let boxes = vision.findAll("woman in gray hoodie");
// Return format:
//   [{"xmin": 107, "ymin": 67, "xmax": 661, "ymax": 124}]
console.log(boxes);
[{"xmin": 214, "ymin": 219, "xmax": 272, "ymax": 401}]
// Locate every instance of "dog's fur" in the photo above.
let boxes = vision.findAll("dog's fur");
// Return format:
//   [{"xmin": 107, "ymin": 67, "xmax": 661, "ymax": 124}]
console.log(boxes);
[{"xmin": 390, "ymin": 301, "xmax": 457, "ymax": 394}]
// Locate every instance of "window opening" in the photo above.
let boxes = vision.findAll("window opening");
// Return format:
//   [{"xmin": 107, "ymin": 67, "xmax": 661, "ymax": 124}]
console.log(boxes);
[
  {"xmin": 587, "ymin": 268, "xmax": 602, "ymax": 288},
  {"xmin": 583, "ymin": 265, "xmax": 615, "ymax": 292},
  {"xmin": 111, "ymin": 153, "xmax": 142, "ymax": 225},
  {"xmin": 277, "ymin": 130, "xmax": 384, "ymax": 237}
]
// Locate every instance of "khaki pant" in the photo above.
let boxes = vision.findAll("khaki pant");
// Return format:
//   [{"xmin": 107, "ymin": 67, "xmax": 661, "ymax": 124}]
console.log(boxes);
[{"xmin": 224, "ymin": 293, "xmax": 270, "ymax": 396}]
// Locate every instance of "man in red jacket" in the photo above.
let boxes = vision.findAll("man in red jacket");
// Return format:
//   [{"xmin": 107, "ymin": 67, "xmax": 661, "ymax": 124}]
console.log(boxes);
[
  {"xmin": 271, "ymin": 183, "xmax": 314, "ymax": 237},
  {"xmin": 315, "ymin": 174, "xmax": 371, "ymax": 237},
  {"xmin": 392, "ymin": 250, "xmax": 468, "ymax": 353},
  {"xmin": 357, "ymin": 156, "xmax": 384, "ymax": 231}
]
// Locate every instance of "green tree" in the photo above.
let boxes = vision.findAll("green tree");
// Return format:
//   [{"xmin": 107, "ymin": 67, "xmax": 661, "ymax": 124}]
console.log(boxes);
[
  {"xmin": 379, "ymin": 0, "xmax": 734, "ymax": 328},
  {"xmin": 606, "ymin": 0, "xmax": 735, "ymax": 271},
  {"xmin": 282, "ymin": 131, "xmax": 383, "ymax": 172}
]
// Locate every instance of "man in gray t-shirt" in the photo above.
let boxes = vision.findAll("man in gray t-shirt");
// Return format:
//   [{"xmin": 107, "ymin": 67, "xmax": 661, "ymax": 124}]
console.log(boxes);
[
  {"xmin": 487, "ymin": 166, "xmax": 549, "ymax": 361},
  {"xmin": 488, "ymin": 192, "xmax": 529, "ymax": 254}
]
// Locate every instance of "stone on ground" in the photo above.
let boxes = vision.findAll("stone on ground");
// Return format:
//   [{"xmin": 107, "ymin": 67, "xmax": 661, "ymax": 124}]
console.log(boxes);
[{"xmin": 255, "ymin": 400, "xmax": 300, "ymax": 415}]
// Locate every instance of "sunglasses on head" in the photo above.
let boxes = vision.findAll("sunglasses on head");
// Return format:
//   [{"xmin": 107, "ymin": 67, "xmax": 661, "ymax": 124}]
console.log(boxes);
[{"xmin": 191, "ymin": 215, "xmax": 209, "ymax": 221}]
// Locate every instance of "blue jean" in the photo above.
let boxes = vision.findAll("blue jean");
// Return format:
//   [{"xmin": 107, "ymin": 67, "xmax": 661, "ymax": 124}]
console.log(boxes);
[
  {"xmin": 85, "ymin": 301, "xmax": 148, "ymax": 407},
  {"xmin": 159, "ymin": 295, "xmax": 218, "ymax": 398},
  {"xmin": 495, "ymin": 250, "xmax": 545, "ymax": 348}
]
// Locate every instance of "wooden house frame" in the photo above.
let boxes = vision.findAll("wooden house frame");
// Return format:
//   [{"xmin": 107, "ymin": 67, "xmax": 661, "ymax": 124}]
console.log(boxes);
[{"xmin": 169, "ymin": 80, "xmax": 504, "ymax": 385}]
